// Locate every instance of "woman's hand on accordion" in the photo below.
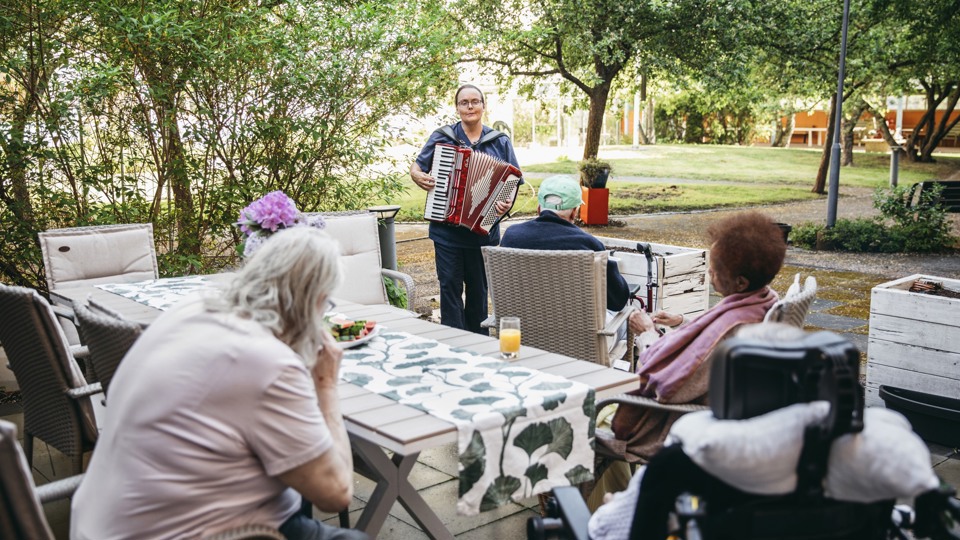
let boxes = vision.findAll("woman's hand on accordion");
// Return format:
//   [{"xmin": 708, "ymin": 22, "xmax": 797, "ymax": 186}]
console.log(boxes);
[
  {"xmin": 494, "ymin": 199, "xmax": 513, "ymax": 216},
  {"xmin": 410, "ymin": 165, "xmax": 435, "ymax": 191}
]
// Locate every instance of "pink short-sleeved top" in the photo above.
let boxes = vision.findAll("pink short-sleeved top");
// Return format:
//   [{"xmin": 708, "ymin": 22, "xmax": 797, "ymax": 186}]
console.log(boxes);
[{"xmin": 71, "ymin": 299, "xmax": 331, "ymax": 540}]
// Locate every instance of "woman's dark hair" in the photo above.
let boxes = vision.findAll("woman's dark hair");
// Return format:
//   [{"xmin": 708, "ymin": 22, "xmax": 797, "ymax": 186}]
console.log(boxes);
[
  {"xmin": 707, "ymin": 212, "xmax": 786, "ymax": 292},
  {"xmin": 454, "ymin": 84, "xmax": 485, "ymax": 105}
]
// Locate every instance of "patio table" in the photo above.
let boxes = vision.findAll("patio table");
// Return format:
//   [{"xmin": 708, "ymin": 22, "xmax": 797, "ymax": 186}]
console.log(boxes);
[{"xmin": 52, "ymin": 276, "xmax": 639, "ymax": 539}]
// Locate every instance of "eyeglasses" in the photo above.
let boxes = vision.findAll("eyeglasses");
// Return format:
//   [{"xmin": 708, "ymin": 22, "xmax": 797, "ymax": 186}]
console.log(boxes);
[
  {"xmin": 323, "ymin": 299, "xmax": 337, "ymax": 313},
  {"xmin": 457, "ymin": 99, "xmax": 483, "ymax": 109}
]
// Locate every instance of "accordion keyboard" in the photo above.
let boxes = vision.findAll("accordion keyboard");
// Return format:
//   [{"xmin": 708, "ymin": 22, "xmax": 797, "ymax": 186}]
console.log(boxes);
[{"xmin": 424, "ymin": 144, "xmax": 460, "ymax": 221}]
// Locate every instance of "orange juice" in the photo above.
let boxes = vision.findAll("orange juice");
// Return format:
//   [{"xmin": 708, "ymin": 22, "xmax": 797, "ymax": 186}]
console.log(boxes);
[{"xmin": 499, "ymin": 328, "xmax": 521, "ymax": 359}]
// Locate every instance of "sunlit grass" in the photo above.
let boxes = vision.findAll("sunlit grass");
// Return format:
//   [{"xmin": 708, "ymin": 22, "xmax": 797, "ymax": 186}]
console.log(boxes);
[
  {"xmin": 376, "ymin": 144, "xmax": 960, "ymax": 221},
  {"xmin": 525, "ymin": 144, "xmax": 959, "ymax": 188},
  {"xmin": 379, "ymin": 177, "xmax": 818, "ymax": 221}
]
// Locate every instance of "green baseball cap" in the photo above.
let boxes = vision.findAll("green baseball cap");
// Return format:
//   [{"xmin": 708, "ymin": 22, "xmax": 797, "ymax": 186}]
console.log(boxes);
[{"xmin": 538, "ymin": 176, "xmax": 584, "ymax": 210}]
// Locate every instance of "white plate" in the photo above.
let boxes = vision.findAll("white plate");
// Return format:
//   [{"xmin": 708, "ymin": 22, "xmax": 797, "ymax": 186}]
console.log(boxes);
[{"xmin": 336, "ymin": 324, "xmax": 381, "ymax": 349}]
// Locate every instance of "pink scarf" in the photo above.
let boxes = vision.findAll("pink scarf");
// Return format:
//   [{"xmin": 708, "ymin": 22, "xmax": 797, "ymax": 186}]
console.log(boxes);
[{"xmin": 637, "ymin": 287, "xmax": 778, "ymax": 402}]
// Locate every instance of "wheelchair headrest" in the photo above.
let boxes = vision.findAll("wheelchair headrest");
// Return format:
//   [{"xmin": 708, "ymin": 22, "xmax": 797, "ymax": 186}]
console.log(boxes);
[{"xmin": 708, "ymin": 329, "xmax": 863, "ymax": 438}]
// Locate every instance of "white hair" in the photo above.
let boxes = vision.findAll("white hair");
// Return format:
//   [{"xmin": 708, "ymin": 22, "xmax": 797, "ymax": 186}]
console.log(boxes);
[{"xmin": 208, "ymin": 227, "xmax": 342, "ymax": 366}]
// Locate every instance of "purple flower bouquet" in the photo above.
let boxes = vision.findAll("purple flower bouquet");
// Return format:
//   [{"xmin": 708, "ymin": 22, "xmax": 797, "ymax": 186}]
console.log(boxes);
[{"xmin": 236, "ymin": 191, "xmax": 325, "ymax": 257}]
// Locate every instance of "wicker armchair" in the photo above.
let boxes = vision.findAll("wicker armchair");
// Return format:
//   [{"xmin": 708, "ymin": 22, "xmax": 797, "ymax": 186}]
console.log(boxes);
[
  {"xmin": 0, "ymin": 420, "xmax": 285, "ymax": 540},
  {"xmin": 480, "ymin": 247, "xmax": 635, "ymax": 367},
  {"xmin": 307, "ymin": 212, "xmax": 417, "ymax": 308},
  {"xmin": 0, "ymin": 420, "xmax": 84, "ymax": 539},
  {"xmin": 73, "ymin": 299, "xmax": 143, "ymax": 401},
  {"xmin": 764, "ymin": 274, "xmax": 818, "ymax": 328},
  {"xmin": 0, "ymin": 283, "xmax": 100, "ymax": 475}
]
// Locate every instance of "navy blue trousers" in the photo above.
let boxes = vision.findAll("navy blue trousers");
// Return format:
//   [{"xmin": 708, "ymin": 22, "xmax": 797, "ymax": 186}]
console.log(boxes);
[
  {"xmin": 278, "ymin": 498, "xmax": 369, "ymax": 540},
  {"xmin": 433, "ymin": 242, "xmax": 489, "ymax": 335}
]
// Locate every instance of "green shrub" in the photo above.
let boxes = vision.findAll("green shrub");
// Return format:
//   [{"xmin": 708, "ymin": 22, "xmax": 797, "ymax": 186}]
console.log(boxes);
[
  {"xmin": 789, "ymin": 185, "xmax": 955, "ymax": 253},
  {"xmin": 874, "ymin": 185, "xmax": 952, "ymax": 252},
  {"xmin": 789, "ymin": 223, "xmax": 820, "ymax": 248}
]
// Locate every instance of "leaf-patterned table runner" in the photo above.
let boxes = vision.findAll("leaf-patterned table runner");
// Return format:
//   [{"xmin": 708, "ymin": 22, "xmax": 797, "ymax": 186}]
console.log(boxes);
[
  {"xmin": 340, "ymin": 331, "xmax": 596, "ymax": 516},
  {"xmin": 97, "ymin": 276, "xmax": 223, "ymax": 311}
]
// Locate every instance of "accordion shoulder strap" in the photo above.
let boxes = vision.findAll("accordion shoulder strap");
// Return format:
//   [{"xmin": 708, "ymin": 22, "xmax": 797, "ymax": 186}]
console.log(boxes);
[{"xmin": 434, "ymin": 125, "xmax": 507, "ymax": 149}]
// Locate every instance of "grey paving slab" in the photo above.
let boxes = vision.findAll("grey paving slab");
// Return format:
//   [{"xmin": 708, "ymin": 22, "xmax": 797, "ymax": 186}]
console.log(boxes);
[
  {"xmin": 323, "ymin": 509, "xmax": 431, "ymax": 539},
  {"xmin": 805, "ymin": 311, "xmax": 868, "ymax": 332},
  {"xmin": 933, "ymin": 456, "xmax": 960, "ymax": 500},
  {"xmin": 838, "ymin": 332, "xmax": 868, "ymax": 355},
  {"xmin": 928, "ymin": 443, "xmax": 958, "ymax": 464},
  {"xmin": 364, "ymin": 478, "xmax": 529, "ymax": 536},
  {"xmin": 454, "ymin": 507, "xmax": 540, "ymax": 539},
  {"xmin": 415, "ymin": 442, "xmax": 459, "ymax": 476},
  {"xmin": 809, "ymin": 298, "xmax": 843, "ymax": 312}
]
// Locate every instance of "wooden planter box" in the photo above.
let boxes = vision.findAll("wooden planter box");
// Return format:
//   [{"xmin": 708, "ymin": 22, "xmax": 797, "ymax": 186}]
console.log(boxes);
[
  {"xmin": 596, "ymin": 236, "xmax": 710, "ymax": 319},
  {"xmin": 865, "ymin": 274, "xmax": 960, "ymax": 407}
]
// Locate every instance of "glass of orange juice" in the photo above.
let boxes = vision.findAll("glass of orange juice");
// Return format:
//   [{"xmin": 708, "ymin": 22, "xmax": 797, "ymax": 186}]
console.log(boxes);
[{"xmin": 499, "ymin": 317, "xmax": 521, "ymax": 360}]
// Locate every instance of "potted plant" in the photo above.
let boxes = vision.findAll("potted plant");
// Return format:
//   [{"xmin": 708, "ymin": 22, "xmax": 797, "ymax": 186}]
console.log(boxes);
[
  {"xmin": 578, "ymin": 158, "xmax": 612, "ymax": 189},
  {"xmin": 578, "ymin": 158, "xmax": 612, "ymax": 225}
]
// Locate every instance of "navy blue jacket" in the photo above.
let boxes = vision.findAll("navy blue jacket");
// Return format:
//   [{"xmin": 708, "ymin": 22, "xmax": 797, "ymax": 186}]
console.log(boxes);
[
  {"xmin": 500, "ymin": 211, "xmax": 630, "ymax": 311},
  {"xmin": 415, "ymin": 122, "xmax": 521, "ymax": 248}
]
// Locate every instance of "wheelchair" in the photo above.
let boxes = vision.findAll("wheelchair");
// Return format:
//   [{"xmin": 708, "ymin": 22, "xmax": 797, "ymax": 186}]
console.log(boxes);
[{"xmin": 529, "ymin": 331, "xmax": 960, "ymax": 540}]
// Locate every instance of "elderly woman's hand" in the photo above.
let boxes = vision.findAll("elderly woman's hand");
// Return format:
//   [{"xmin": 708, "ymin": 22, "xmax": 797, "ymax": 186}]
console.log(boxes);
[
  {"xmin": 312, "ymin": 329, "xmax": 344, "ymax": 390},
  {"xmin": 628, "ymin": 310, "xmax": 656, "ymax": 334},
  {"xmin": 652, "ymin": 310, "xmax": 684, "ymax": 328}
]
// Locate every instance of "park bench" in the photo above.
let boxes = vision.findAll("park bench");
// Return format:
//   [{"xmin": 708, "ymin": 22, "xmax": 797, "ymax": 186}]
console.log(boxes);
[{"xmin": 906, "ymin": 180, "xmax": 960, "ymax": 213}]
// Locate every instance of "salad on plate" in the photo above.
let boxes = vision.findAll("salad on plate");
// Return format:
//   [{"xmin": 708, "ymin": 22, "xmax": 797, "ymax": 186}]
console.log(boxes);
[{"xmin": 325, "ymin": 313, "xmax": 377, "ymax": 346}]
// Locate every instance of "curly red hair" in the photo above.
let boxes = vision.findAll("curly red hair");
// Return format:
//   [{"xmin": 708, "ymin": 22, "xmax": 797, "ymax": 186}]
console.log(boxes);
[{"xmin": 706, "ymin": 212, "xmax": 786, "ymax": 292}]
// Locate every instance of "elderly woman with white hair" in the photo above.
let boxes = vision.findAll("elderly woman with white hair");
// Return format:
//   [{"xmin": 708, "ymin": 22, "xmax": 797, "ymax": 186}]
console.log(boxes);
[{"xmin": 71, "ymin": 227, "xmax": 368, "ymax": 540}]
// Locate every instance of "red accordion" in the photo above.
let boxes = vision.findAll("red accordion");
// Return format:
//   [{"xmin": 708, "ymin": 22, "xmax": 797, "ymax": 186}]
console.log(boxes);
[{"xmin": 423, "ymin": 143, "xmax": 523, "ymax": 235}]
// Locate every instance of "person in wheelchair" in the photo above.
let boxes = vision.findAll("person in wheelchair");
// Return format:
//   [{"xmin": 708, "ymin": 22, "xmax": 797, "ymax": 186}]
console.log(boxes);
[
  {"xmin": 541, "ymin": 323, "xmax": 958, "ymax": 540},
  {"xmin": 603, "ymin": 212, "xmax": 786, "ymax": 466}
]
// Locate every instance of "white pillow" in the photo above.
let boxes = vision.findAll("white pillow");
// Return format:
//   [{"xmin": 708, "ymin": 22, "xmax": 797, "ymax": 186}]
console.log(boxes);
[
  {"xmin": 824, "ymin": 408, "xmax": 939, "ymax": 502},
  {"xmin": 667, "ymin": 402, "xmax": 830, "ymax": 494},
  {"xmin": 588, "ymin": 465, "xmax": 646, "ymax": 540}
]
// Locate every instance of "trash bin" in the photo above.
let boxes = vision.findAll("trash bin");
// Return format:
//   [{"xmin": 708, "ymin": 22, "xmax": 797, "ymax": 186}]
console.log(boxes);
[
  {"xmin": 775, "ymin": 223, "xmax": 792, "ymax": 245},
  {"xmin": 879, "ymin": 385, "xmax": 960, "ymax": 447}
]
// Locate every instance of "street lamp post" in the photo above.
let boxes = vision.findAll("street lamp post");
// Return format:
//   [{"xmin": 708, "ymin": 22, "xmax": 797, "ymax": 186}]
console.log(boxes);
[{"xmin": 827, "ymin": 0, "xmax": 851, "ymax": 228}]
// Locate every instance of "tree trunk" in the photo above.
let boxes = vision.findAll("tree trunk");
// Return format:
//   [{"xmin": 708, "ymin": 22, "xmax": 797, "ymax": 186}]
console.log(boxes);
[
  {"xmin": 864, "ymin": 102, "xmax": 907, "ymax": 159},
  {"xmin": 582, "ymin": 82, "xmax": 612, "ymax": 159},
  {"xmin": 783, "ymin": 114, "xmax": 796, "ymax": 148},
  {"xmin": 6, "ymin": 109, "xmax": 36, "ymax": 226},
  {"xmin": 841, "ymin": 99, "xmax": 868, "ymax": 166},
  {"xmin": 771, "ymin": 115, "xmax": 786, "ymax": 147},
  {"xmin": 917, "ymin": 82, "xmax": 960, "ymax": 162},
  {"xmin": 165, "ymin": 113, "xmax": 200, "ymax": 265},
  {"xmin": 813, "ymin": 94, "xmax": 837, "ymax": 194}
]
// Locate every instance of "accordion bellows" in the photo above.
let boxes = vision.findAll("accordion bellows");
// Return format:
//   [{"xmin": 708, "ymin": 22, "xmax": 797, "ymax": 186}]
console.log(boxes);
[{"xmin": 424, "ymin": 143, "xmax": 523, "ymax": 235}]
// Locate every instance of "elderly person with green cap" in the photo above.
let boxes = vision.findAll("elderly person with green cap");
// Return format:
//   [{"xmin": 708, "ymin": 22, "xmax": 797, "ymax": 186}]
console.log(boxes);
[{"xmin": 501, "ymin": 175, "xmax": 635, "ymax": 328}]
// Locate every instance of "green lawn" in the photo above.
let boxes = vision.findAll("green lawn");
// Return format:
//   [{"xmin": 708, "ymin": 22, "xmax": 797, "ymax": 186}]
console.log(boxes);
[
  {"xmin": 526, "ymin": 144, "xmax": 959, "ymax": 187},
  {"xmin": 379, "ymin": 144, "xmax": 960, "ymax": 221}
]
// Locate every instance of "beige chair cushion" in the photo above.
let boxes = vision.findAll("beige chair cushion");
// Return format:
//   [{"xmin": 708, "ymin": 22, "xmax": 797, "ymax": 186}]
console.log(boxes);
[
  {"xmin": 39, "ymin": 224, "xmax": 158, "ymax": 291},
  {"xmin": 322, "ymin": 214, "xmax": 387, "ymax": 305}
]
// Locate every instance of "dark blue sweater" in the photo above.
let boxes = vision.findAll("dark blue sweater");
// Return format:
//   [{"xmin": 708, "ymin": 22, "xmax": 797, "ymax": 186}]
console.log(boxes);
[{"xmin": 500, "ymin": 211, "xmax": 630, "ymax": 311}]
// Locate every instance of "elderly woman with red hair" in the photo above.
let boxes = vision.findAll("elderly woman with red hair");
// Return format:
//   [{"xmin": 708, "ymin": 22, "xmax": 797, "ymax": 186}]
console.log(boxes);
[{"xmin": 599, "ymin": 211, "xmax": 787, "ymax": 465}]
